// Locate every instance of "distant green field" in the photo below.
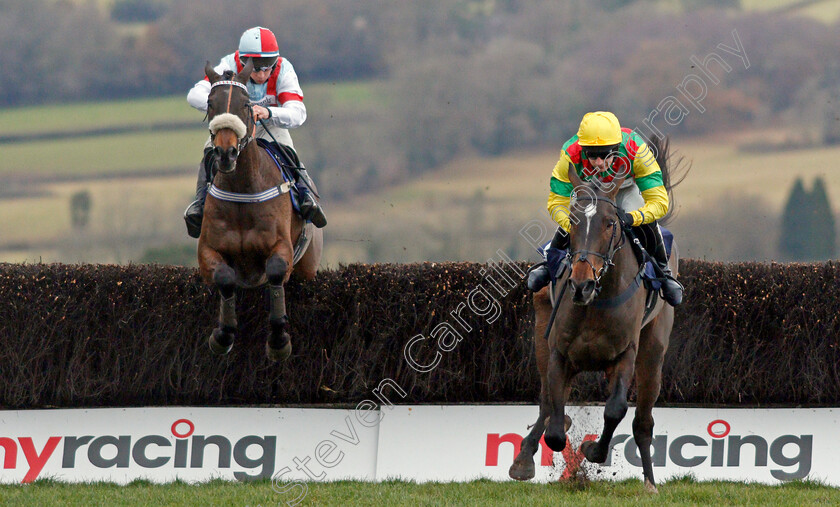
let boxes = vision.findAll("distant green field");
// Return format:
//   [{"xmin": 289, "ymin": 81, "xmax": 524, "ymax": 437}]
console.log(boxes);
[
  {"xmin": 0, "ymin": 96, "xmax": 197, "ymax": 138},
  {"xmin": 1, "ymin": 129, "xmax": 207, "ymax": 178},
  {"xmin": 0, "ymin": 478, "xmax": 835, "ymax": 506},
  {"xmin": 0, "ymin": 81, "xmax": 383, "ymax": 139},
  {"xmin": 0, "ymin": 81, "xmax": 384, "ymax": 181},
  {"xmin": 0, "ymin": 81, "xmax": 387, "ymax": 265}
]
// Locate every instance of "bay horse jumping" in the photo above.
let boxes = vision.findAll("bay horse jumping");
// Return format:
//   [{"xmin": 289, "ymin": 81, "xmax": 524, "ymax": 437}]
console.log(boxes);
[
  {"xmin": 198, "ymin": 60, "xmax": 323, "ymax": 361},
  {"xmin": 509, "ymin": 137, "xmax": 679, "ymax": 492}
]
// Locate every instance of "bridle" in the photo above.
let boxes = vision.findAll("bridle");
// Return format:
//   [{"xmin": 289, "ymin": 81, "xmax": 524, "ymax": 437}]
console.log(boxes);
[
  {"xmin": 208, "ymin": 80, "xmax": 255, "ymax": 156},
  {"xmin": 567, "ymin": 195, "xmax": 628, "ymax": 296}
]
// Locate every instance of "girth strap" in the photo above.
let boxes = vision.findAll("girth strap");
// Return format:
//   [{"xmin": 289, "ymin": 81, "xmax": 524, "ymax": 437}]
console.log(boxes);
[
  {"xmin": 208, "ymin": 182, "xmax": 292, "ymax": 203},
  {"xmin": 589, "ymin": 267, "xmax": 645, "ymax": 309}
]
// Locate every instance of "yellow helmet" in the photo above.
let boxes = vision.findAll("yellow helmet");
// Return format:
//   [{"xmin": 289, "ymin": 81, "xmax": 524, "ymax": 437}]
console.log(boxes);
[{"xmin": 577, "ymin": 111, "xmax": 622, "ymax": 146}]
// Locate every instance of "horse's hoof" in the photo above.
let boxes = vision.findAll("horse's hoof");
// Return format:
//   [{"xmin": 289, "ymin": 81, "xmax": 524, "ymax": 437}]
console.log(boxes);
[
  {"xmin": 543, "ymin": 430, "xmax": 567, "ymax": 452},
  {"xmin": 208, "ymin": 328, "xmax": 234, "ymax": 355},
  {"xmin": 581, "ymin": 440, "xmax": 607, "ymax": 463},
  {"xmin": 644, "ymin": 479, "xmax": 659, "ymax": 494},
  {"xmin": 266, "ymin": 339, "xmax": 292, "ymax": 362},
  {"xmin": 508, "ymin": 459, "xmax": 535, "ymax": 481}
]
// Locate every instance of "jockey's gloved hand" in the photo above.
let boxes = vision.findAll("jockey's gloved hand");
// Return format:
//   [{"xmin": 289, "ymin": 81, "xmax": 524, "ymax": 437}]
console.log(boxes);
[{"xmin": 619, "ymin": 211, "xmax": 635, "ymax": 228}]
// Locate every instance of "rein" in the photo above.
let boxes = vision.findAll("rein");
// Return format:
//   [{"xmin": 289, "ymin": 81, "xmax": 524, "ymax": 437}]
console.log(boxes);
[
  {"xmin": 542, "ymin": 195, "xmax": 643, "ymax": 340},
  {"xmin": 566, "ymin": 195, "xmax": 627, "ymax": 297}
]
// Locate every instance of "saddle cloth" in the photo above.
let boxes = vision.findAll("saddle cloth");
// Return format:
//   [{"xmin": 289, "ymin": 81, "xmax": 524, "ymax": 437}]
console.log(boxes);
[{"xmin": 256, "ymin": 138, "xmax": 304, "ymax": 216}]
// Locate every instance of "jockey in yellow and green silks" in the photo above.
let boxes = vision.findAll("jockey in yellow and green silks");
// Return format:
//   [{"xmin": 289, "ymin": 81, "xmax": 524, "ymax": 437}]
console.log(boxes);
[
  {"xmin": 547, "ymin": 112, "xmax": 668, "ymax": 233},
  {"xmin": 527, "ymin": 111, "xmax": 683, "ymax": 306}
]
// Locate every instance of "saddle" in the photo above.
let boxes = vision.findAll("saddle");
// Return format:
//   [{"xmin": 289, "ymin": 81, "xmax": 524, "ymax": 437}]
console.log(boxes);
[{"xmin": 255, "ymin": 139, "xmax": 316, "ymax": 217}]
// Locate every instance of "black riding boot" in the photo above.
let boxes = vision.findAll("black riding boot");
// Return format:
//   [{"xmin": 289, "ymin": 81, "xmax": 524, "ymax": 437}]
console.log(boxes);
[
  {"xmin": 648, "ymin": 224, "xmax": 684, "ymax": 306},
  {"xmin": 294, "ymin": 168, "xmax": 327, "ymax": 228},
  {"xmin": 183, "ymin": 149, "xmax": 212, "ymax": 239},
  {"xmin": 527, "ymin": 228, "xmax": 570, "ymax": 292}
]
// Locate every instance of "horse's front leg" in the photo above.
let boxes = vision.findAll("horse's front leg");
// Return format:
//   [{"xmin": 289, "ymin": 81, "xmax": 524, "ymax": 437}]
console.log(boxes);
[
  {"xmin": 207, "ymin": 262, "xmax": 238, "ymax": 355},
  {"xmin": 265, "ymin": 254, "xmax": 292, "ymax": 362},
  {"xmin": 581, "ymin": 344, "xmax": 637, "ymax": 463},
  {"xmin": 543, "ymin": 347, "xmax": 574, "ymax": 452},
  {"xmin": 509, "ymin": 383, "xmax": 572, "ymax": 480},
  {"xmin": 510, "ymin": 290, "xmax": 571, "ymax": 480}
]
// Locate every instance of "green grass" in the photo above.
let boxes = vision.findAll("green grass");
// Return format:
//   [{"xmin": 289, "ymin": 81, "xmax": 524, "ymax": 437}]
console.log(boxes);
[
  {"xmin": 0, "ymin": 478, "xmax": 836, "ymax": 506},
  {"xmin": 0, "ymin": 81, "xmax": 382, "ymax": 139},
  {"xmin": 0, "ymin": 80, "xmax": 383, "ymax": 183},
  {"xmin": 0, "ymin": 96, "xmax": 198, "ymax": 138},
  {"xmin": 1, "ymin": 129, "xmax": 207, "ymax": 178}
]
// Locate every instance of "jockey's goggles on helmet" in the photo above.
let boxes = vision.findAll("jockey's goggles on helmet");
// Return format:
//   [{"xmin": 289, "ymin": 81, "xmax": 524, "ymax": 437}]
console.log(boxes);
[
  {"xmin": 582, "ymin": 144, "xmax": 619, "ymax": 160},
  {"xmin": 245, "ymin": 56, "xmax": 278, "ymax": 72}
]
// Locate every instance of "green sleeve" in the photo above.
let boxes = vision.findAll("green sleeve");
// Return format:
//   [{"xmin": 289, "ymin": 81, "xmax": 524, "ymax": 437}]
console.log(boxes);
[{"xmin": 550, "ymin": 176, "xmax": 574, "ymax": 197}]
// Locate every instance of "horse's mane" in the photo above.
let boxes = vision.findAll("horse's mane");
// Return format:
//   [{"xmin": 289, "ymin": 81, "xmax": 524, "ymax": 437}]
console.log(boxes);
[
  {"xmin": 221, "ymin": 70, "xmax": 236, "ymax": 80},
  {"xmin": 647, "ymin": 135, "xmax": 690, "ymax": 225}
]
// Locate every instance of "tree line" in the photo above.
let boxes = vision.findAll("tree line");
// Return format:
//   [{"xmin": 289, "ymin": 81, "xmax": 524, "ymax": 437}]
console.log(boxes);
[{"xmin": 3, "ymin": 0, "xmax": 840, "ymax": 203}]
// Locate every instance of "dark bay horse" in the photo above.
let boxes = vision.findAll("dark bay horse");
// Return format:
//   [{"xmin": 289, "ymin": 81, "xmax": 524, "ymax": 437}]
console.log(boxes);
[
  {"xmin": 509, "ymin": 139, "xmax": 679, "ymax": 492},
  {"xmin": 198, "ymin": 60, "xmax": 323, "ymax": 361}
]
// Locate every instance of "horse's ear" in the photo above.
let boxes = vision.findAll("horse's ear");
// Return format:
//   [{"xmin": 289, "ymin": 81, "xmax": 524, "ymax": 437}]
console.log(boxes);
[
  {"xmin": 606, "ymin": 172, "xmax": 626, "ymax": 200},
  {"xmin": 606, "ymin": 160, "xmax": 630, "ymax": 199},
  {"xmin": 237, "ymin": 59, "xmax": 254, "ymax": 83},
  {"xmin": 205, "ymin": 61, "xmax": 220, "ymax": 83},
  {"xmin": 567, "ymin": 162, "xmax": 584, "ymax": 190}
]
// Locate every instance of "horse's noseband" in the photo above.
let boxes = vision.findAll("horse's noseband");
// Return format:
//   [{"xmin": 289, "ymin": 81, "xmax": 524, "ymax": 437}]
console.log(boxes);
[
  {"xmin": 208, "ymin": 80, "xmax": 255, "ymax": 170},
  {"xmin": 567, "ymin": 196, "xmax": 626, "ymax": 296}
]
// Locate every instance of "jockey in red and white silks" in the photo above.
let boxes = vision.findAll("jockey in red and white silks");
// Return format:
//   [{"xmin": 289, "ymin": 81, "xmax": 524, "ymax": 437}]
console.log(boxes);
[
  {"xmin": 184, "ymin": 26, "xmax": 326, "ymax": 237},
  {"xmin": 187, "ymin": 26, "xmax": 305, "ymax": 149}
]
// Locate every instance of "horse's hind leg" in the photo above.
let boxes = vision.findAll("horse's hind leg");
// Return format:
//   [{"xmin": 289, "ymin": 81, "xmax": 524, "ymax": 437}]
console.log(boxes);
[
  {"xmin": 581, "ymin": 345, "xmax": 637, "ymax": 464},
  {"xmin": 208, "ymin": 263, "xmax": 237, "ymax": 355},
  {"xmin": 265, "ymin": 255, "xmax": 292, "ymax": 362},
  {"xmin": 633, "ymin": 313, "xmax": 672, "ymax": 493},
  {"xmin": 293, "ymin": 227, "xmax": 322, "ymax": 281}
]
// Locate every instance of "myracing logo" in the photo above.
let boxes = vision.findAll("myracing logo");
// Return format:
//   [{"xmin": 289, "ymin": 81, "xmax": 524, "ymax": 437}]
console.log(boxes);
[
  {"xmin": 0, "ymin": 419, "xmax": 276, "ymax": 483},
  {"xmin": 486, "ymin": 419, "xmax": 813, "ymax": 481}
]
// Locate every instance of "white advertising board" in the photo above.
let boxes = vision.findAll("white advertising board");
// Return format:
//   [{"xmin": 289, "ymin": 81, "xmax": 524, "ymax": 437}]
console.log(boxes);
[
  {"xmin": 376, "ymin": 405, "xmax": 837, "ymax": 485},
  {"xmin": 0, "ymin": 407, "xmax": 378, "ymax": 484},
  {"xmin": 0, "ymin": 405, "xmax": 836, "ymax": 485}
]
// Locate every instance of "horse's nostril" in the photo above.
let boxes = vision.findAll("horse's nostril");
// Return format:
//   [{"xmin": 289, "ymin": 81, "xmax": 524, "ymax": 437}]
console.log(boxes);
[{"xmin": 569, "ymin": 279, "xmax": 596, "ymax": 301}]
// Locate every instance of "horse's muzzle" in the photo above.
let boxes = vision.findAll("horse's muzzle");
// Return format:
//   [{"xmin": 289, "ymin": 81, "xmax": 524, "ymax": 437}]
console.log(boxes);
[
  {"xmin": 213, "ymin": 145, "xmax": 239, "ymax": 174},
  {"xmin": 568, "ymin": 278, "xmax": 597, "ymax": 306}
]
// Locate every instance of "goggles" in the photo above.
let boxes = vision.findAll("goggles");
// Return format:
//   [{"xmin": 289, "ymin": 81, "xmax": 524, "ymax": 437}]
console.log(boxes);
[
  {"xmin": 244, "ymin": 57, "xmax": 278, "ymax": 73},
  {"xmin": 582, "ymin": 145, "xmax": 619, "ymax": 160}
]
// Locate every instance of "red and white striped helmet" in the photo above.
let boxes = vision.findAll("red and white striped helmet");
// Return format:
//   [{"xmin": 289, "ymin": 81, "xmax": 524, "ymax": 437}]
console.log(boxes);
[{"xmin": 238, "ymin": 27, "xmax": 279, "ymax": 58}]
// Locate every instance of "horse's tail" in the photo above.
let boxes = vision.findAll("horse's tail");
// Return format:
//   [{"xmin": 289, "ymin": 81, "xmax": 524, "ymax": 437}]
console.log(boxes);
[{"xmin": 647, "ymin": 134, "xmax": 690, "ymax": 225}]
